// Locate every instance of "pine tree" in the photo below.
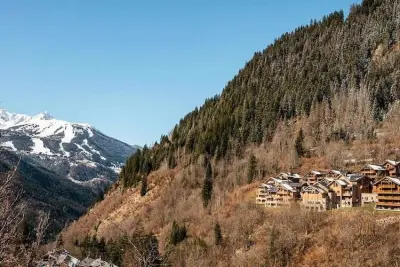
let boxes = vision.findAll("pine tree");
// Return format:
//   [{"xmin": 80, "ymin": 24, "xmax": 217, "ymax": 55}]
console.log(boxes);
[
  {"xmin": 202, "ymin": 161, "xmax": 213, "ymax": 208},
  {"xmin": 140, "ymin": 176, "xmax": 147, "ymax": 197},
  {"xmin": 170, "ymin": 221, "xmax": 187, "ymax": 246},
  {"xmin": 98, "ymin": 237, "xmax": 106, "ymax": 258},
  {"xmin": 295, "ymin": 128, "xmax": 305, "ymax": 157},
  {"xmin": 214, "ymin": 223, "xmax": 223, "ymax": 245},
  {"xmin": 247, "ymin": 153, "xmax": 257, "ymax": 184},
  {"xmin": 168, "ymin": 152, "xmax": 177, "ymax": 169},
  {"xmin": 56, "ymin": 233, "xmax": 64, "ymax": 248}
]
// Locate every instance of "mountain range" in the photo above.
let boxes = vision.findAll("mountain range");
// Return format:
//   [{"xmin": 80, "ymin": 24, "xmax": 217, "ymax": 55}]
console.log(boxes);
[
  {"xmin": 0, "ymin": 108, "xmax": 137, "ymax": 233},
  {"xmin": 0, "ymin": 108, "xmax": 136, "ymax": 187}
]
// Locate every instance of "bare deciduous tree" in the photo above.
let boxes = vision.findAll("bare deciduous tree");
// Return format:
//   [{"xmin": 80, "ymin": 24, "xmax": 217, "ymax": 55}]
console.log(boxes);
[{"xmin": 0, "ymin": 154, "xmax": 50, "ymax": 267}]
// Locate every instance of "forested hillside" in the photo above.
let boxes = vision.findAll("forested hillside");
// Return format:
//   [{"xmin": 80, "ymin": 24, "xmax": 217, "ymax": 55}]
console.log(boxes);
[
  {"xmin": 60, "ymin": 1, "xmax": 400, "ymax": 266},
  {"xmin": 120, "ymin": 0, "xmax": 400, "ymax": 187}
]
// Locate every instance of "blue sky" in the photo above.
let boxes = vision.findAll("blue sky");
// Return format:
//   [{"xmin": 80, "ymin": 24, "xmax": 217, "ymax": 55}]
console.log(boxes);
[{"xmin": 0, "ymin": 0, "xmax": 361, "ymax": 146}]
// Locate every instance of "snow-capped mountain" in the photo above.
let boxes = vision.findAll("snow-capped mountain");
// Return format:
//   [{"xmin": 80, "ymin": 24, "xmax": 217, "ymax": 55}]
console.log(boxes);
[{"xmin": 0, "ymin": 108, "xmax": 136, "ymax": 188}]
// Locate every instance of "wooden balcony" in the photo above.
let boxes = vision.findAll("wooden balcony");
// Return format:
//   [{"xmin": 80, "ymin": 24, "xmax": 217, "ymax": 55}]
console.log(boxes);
[
  {"xmin": 375, "ymin": 190, "xmax": 400, "ymax": 195},
  {"xmin": 377, "ymin": 202, "xmax": 400, "ymax": 207},
  {"xmin": 377, "ymin": 196, "xmax": 400, "ymax": 201},
  {"xmin": 380, "ymin": 184, "xmax": 396, "ymax": 189},
  {"xmin": 341, "ymin": 192, "xmax": 353, "ymax": 197}
]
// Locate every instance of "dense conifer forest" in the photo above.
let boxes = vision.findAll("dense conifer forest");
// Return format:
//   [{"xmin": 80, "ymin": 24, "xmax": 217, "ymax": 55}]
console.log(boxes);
[{"xmin": 120, "ymin": 0, "xmax": 400, "ymax": 188}]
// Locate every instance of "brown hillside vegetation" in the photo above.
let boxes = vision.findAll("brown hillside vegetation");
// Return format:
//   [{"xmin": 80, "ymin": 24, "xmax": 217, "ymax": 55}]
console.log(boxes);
[{"xmin": 58, "ymin": 102, "xmax": 400, "ymax": 267}]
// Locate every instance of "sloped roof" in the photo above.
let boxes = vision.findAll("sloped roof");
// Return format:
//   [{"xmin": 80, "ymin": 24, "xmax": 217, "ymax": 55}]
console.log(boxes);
[
  {"xmin": 374, "ymin": 177, "xmax": 400, "ymax": 186},
  {"xmin": 259, "ymin": 183, "xmax": 278, "ymax": 192},
  {"xmin": 302, "ymin": 183, "xmax": 329, "ymax": 194},
  {"xmin": 335, "ymin": 179, "xmax": 348, "ymax": 186},
  {"xmin": 346, "ymin": 174, "xmax": 366, "ymax": 182},
  {"xmin": 362, "ymin": 164, "xmax": 386, "ymax": 171},
  {"xmin": 281, "ymin": 183, "xmax": 297, "ymax": 193},
  {"xmin": 90, "ymin": 258, "xmax": 117, "ymax": 267},
  {"xmin": 272, "ymin": 178, "xmax": 283, "ymax": 183},
  {"xmin": 330, "ymin": 170, "xmax": 346, "ymax": 176},
  {"xmin": 388, "ymin": 177, "xmax": 400, "ymax": 185},
  {"xmin": 385, "ymin": 160, "xmax": 400, "ymax": 166},
  {"xmin": 79, "ymin": 258, "xmax": 95, "ymax": 267}
]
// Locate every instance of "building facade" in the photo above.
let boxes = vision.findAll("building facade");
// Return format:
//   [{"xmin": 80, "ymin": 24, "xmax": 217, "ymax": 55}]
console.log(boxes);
[
  {"xmin": 383, "ymin": 160, "xmax": 400, "ymax": 177},
  {"xmin": 374, "ymin": 177, "xmax": 400, "ymax": 211},
  {"xmin": 360, "ymin": 164, "xmax": 387, "ymax": 181}
]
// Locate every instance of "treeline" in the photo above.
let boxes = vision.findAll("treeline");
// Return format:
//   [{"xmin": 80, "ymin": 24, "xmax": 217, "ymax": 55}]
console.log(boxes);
[{"xmin": 120, "ymin": 0, "xmax": 400, "ymax": 189}]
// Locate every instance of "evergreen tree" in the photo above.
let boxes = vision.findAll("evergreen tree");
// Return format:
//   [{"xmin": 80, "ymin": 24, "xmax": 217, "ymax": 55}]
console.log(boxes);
[
  {"xmin": 202, "ymin": 161, "xmax": 213, "ymax": 208},
  {"xmin": 56, "ymin": 233, "xmax": 64, "ymax": 248},
  {"xmin": 295, "ymin": 128, "xmax": 305, "ymax": 157},
  {"xmin": 105, "ymin": 239, "xmax": 123, "ymax": 266},
  {"xmin": 140, "ymin": 176, "xmax": 147, "ymax": 197},
  {"xmin": 247, "ymin": 153, "xmax": 257, "ymax": 184},
  {"xmin": 168, "ymin": 152, "xmax": 177, "ymax": 169},
  {"xmin": 98, "ymin": 237, "xmax": 106, "ymax": 258},
  {"xmin": 214, "ymin": 222, "xmax": 223, "ymax": 246},
  {"xmin": 170, "ymin": 221, "xmax": 187, "ymax": 246}
]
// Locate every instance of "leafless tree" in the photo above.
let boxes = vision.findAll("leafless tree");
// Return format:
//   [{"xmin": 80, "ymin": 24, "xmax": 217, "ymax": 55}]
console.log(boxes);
[
  {"xmin": 0, "ymin": 155, "xmax": 26, "ymax": 266},
  {"xmin": 0, "ymin": 154, "xmax": 50, "ymax": 267}
]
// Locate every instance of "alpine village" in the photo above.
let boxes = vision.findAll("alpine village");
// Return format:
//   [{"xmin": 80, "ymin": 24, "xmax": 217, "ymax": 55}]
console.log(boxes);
[
  {"xmin": 256, "ymin": 160, "xmax": 400, "ymax": 211},
  {"xmin": 4, "ymin": 0, "xmax": 400, "ymax": 267}
]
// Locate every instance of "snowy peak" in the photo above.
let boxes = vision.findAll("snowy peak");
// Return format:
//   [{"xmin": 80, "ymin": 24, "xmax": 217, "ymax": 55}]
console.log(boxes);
[
  {"xmin": 31, "ymin": 112, "xmax": 54, "ymax": 121},
  {"xmin": 0, "ymin": 108, "xmax": 31, "ymax": 129},
  {"xmin": 0, "ymin": 109, "xmax": 93, "ymax": 140},
  {"xmin": 0, "ymin": 108, "xmax": 136, "ymax": 187}
]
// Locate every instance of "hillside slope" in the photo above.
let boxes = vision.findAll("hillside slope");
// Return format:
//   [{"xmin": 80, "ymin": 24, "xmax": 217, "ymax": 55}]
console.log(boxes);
[
  {"xmin": 60, "ymin": 0, "xmax": 400, "ymax": 266},
  {"xmin": 119, "ymin": 0, "xmax": 400, "ymax": 189},
  {"xmin": 0, "ymin": 150, "xmax": 96, "ymax": 235}
]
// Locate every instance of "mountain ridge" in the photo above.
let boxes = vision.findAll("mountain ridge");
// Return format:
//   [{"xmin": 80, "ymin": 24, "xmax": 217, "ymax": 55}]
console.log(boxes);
[{"xmin": 0, "ymin": 108, "xmax": 136, "ymax": 187}]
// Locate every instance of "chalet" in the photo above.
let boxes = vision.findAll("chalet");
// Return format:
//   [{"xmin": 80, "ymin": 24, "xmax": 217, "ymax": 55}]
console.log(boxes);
[
  {"xmin": 326, "ymin": 170, "xmax": 350, "ymax": 179},
  {"xmin": 256, "ymin": 178, "xmax": 300, "ymax": 207},
  {"xmin": 301, "ymin": 181, "xmax": 332, "ymax": 211},
  {"xmin": 303, "ymin": 170, "xmax": 328, "ymax": 185},
  {"xmin": 373, "ymin": 177, "xmax": 400, "ymax": 211},
  {"xmin": 277, "ymin": 173, "xmax": 302, "ymax": 183},
  {"xmin": 256, "ymin": 183, "xmax": 277, "ymax": 206},
  {"xmin": 323, "ymin": 174, "xmax": 371, "ymax": 208},
  {"xmin": 343, "ymin": 174, "xmax": 372, "ymax": 202},
  {"xmin": 360, "ymin": 164, "xmax": 387, "ymax": 181},
  {"xmin": 382, "ymin": 160, "xmax": 400, "ymax": 177}
]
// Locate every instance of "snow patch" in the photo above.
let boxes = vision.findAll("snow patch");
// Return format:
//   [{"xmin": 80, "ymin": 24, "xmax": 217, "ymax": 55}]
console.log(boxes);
[
  {"xmin": 62, "ymin": 124, "xmax": 75, "ymax": 143},
  {"xmin": 1, "ymin": 141, "xmax": 17, "ymax": 151},
  {"xmin": 75, "ymin": 143, "xmax": 93, "ymax": 157},
  {"xmin": 31, "ymin": 138, "xmax": 54, "ymax": 155},
  {"xmin": 82, "ymin": 139, "xmax": 106, "ymax": 160},
  {"xmin": 87, "ymin": 128, "xmax": 94, "ymax": 138},
  {"xmin": 110, "ymin": 165, "xmax": 122, "ymax": 174}
]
